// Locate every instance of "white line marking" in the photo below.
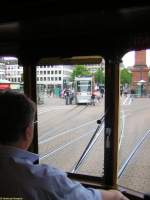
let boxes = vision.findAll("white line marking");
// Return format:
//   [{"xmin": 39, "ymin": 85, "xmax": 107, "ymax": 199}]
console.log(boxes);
[{"xmin": 39, "ymin": 119, "xmax": 97, "ymax": 144}]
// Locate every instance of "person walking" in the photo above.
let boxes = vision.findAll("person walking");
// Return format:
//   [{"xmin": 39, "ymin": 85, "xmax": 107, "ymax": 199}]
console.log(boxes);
[{"xmin": 91, "ymin": 91, "xmax": 96, "ymax": 106}]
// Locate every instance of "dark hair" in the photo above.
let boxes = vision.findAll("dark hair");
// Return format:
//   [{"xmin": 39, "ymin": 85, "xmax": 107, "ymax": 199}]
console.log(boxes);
[{"xmin": 0, "ymin": 90, "xmax": 36, "ymax": 145}]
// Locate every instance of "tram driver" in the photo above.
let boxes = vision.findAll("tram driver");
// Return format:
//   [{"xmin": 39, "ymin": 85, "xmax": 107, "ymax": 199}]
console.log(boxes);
[{"xmin": 0, "ymin": 90, "xmax": 129, "ymax": 200}]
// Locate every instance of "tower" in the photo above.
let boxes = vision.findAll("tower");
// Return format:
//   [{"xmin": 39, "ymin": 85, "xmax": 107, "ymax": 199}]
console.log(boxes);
[
  {"xmin": 131, "ymin": 50, "xmax": 149, "ymax": 83},
  {"xmin": 131, "ymin": 50, "xmax": 149, "ymax": 96}
]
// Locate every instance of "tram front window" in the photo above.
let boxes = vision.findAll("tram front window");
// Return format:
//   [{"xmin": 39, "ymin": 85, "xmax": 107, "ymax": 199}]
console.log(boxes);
[
  {"xmin": 118, "ymin": 50, "xmax": 150, "ymax": 193},
  {"xmin": 77, "ymin": 80, "xmax": 91, "ymax": 92},
  {"xmin": 36, "ymin": 61, "xmax": 105, "ymax": 178}
]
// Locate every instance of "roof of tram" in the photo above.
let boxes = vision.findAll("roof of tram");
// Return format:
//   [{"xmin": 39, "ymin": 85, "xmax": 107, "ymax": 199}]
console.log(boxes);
[
  {"xmin": 0, "ymin": 0, "xmax": 150, "ymax": 22},
  {"xmin": 0, "ymin": 1, "xmax": 150, "ymax": 60}
]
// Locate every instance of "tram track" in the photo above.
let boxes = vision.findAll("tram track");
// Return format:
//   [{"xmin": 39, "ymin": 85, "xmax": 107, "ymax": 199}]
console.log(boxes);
[
  {"xmin": 38, "ymin": 104, "xmax": 90, "ymax": 140},
  {"xmin": 39, "ymin": 128, "xmax": 95, "ymax": 161},
  {"xmin": 38, "ymin": 116, "xmax": 101, "ymax": 158},
  {"xmin": 39, "ymin": 124, "xmax": 104, "ymax": 175},
  {"xmin": 71, "ymin": 123, "xmax": 104, "ymax": 173},
  {"xmin": 118, "ymin": 129, "xmax": 150, "ymax": 178},
  {"xmin": 38, "ymin": 105, "xmax": 80, "ymax": 129},
  {"xmin": 39, "ymin": 98, "xmax": 150, "ymax": 183},
  {"xmin": 39, "ymin": 112, "xmax": 105, "ymax": 177},
  {"xmin": 38, "ymin": 104, "xmax": 103, "ymax": 150},
  {"xmin": 39, "ymin": 118, "xmax": 98, "ymax": 157},
  {"xmin": 118, "ymin": 99, "xmax": 150, "ymax": 192},
  {"xmin": 39, "ymin": 119, "xmax": 97, "ymax": 144},
  {"xmin": 119, "ymin": 101, "xmax": 150, "ymax": 152}
]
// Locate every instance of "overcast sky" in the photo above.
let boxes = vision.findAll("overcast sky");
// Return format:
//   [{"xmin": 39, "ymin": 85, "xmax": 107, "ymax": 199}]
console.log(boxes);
[{"xmin": 122, "ymin": 49, "xmax": 150, "ymax": 67}]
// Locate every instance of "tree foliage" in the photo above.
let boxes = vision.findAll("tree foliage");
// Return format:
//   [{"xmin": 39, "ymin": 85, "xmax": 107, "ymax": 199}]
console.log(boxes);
[
  {"xmin": 70, "ymin": 65, "xmax": 91, "ymax": 81},
  {"xmin": 120, "ymin": 68, "xmax": 132, "ymax": 85},
  {"xmin": 94, "ymin": 68, "xmax": 105, "ymax": 84}
]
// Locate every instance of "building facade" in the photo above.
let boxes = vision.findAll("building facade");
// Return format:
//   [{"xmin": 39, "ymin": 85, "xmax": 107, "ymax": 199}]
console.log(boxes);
[
  {"xmin": 0, "ymin": 61, "xmax": 6, "ymax": 80},
  {"xmin": 0, "ymin": 58, "xmax": 73, "ymax": 90},
  {"xmin": 0, "ymin": 57, "xmax": 105, "ymax": 91},
  {"xmin": 131, "ymin": 50, "xmax": 150, "ymax": 96}
]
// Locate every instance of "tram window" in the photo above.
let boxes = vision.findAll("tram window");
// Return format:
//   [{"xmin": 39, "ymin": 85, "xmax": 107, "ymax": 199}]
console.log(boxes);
[
  {"xmin": 76, "ymin": 80, "xmax": 91, "ymax": 92},
  {"xmin": 118, "ymin": 50, "xmax": 150, "ymax": 193},
  {"xmin": 36, "ymin": 58, "xmax": 105, "ymax": 178}
]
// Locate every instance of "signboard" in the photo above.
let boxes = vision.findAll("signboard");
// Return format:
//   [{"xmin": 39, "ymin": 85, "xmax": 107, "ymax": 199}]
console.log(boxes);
[{"xmin": 0, "ymin": 83, "xmax": 10, "ymax": 90}]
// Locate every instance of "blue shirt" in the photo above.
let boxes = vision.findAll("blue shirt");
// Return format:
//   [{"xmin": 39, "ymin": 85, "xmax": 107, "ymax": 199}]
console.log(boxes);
[{"xmin": 0, "ymin": 146, "xmax": 101, "ymax": 200}]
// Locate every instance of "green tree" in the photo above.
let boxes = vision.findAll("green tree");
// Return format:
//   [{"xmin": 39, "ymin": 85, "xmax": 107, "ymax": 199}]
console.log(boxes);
[
  {"xmin": 70, "ymin": 65, "xmax": 91, "ymax": 81},
  {"xmin": 120, "ymin": 68, "xmax": 131, "ymax": 85},
  {"xmin": 94, "ymin": 68, "xmax": 105, "ymax": 84}
]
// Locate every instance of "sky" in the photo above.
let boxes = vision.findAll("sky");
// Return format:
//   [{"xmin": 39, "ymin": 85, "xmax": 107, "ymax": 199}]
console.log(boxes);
[
  {"xmin": 122, "ymin": 49, "xmax": 150, "ymax": 67},
  {"xmin": 3, "ymin": 57, "xmax": 17, "ymax": 60}
]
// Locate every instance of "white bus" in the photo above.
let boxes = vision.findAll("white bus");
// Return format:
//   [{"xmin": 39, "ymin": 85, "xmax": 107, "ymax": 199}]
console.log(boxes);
[{"xmin": 74, "ymin": 76, "xmax": 94, "ymax": 104}]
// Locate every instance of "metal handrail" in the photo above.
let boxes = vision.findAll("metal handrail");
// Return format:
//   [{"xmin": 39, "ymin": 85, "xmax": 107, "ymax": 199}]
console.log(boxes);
[{"xmin": 118, "ymin": 129, "xmax": 150, "ymax": 178}]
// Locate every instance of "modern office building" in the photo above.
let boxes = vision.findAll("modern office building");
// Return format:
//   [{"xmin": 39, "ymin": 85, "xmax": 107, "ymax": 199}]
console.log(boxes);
[
  {"xmin": 5, "ymin": 59, "xmax": 23, "ymax": 83},
  {"xmin": 36, "ymin": 65, "xmax": 72, "ymax": 89},
  {"xmin": 0, "ymin": 61, "xmax": 6, "ymax": 80},
  {"xmin": 0, "ymin": 57, "xmax": 73, "ymax": 89}
]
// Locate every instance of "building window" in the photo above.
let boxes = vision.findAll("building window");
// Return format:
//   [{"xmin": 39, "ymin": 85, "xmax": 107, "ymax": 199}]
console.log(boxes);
[{"xmin": 59, "ymin": 77, "xmax": 61, "ymax": 81}]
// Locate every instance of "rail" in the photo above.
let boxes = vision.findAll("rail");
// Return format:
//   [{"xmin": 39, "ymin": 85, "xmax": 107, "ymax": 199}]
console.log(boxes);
[{"xmin": 118, "ymin": 129, "xmax": 150, "ymax": 178}]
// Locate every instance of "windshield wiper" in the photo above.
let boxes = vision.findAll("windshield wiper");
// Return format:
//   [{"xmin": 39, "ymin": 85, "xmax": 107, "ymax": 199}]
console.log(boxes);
[{"xmin": 71, "ymin": 113, "xmax": 105, "ymax": 173}]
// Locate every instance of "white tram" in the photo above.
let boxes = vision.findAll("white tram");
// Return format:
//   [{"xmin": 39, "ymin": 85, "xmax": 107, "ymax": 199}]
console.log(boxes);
[{"xmin": 74, "ymin": 76, "xmax": 94, "ymax": 104}]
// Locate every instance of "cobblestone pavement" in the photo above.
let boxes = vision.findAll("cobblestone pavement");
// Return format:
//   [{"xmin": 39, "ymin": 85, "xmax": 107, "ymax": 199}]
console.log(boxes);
[{"xmin": 39, "ymin": 95, "xmax": 68, "ymax": 107}]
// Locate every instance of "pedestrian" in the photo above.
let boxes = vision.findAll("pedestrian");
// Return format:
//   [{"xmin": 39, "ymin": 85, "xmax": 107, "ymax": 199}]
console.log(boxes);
[
  {"xmin": 64, "ymin": 88, "xmax": 70, "ymax": 105},
  {"xmin": 91, "ymin": 91, "xmax": 96, "ymax": 106},
  {"xmin": 69, "ymin": 89, "xmax": 74, "ymax": 104},
  {"xmin": 49, "ymin": 89, "xmax": 52, "ymax": 97},
  {"xmin": 100, "ymin": 87, "xmax": 105, "ymax": 98},
  {"xmin": 95, "ymin": 90, "xmax": 101, "ymax": 103},
  {"xmin": 124, "ymin": 88, "xmax": 128, "ymax": 97},
  {"xmin": 130, "ymin": 88, "xmax": 135, "ymax": 101}
]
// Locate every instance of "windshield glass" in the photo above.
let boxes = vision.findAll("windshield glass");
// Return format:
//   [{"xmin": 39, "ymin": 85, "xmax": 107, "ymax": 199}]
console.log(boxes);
[
  {"xmin": 36, "ymin": 63, "xmax": 105, "ymax": 177},
  {"xmin": 77, "ymin": 80, "xmax": 91, "ymax": 92},
  {"xmin": 118, "ymin": 50, "xmax": 150, "ymax": 193}
]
